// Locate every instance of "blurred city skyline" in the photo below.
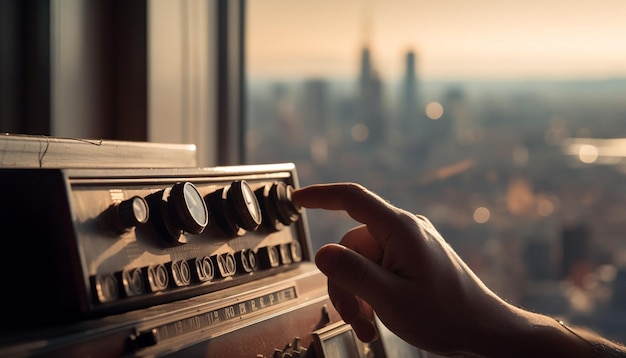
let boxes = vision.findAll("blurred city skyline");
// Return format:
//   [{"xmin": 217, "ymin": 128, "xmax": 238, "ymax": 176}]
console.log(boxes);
[
  {"xmin": 246, "ymin": 2, "xmax": 626, "ymax": 341},
  {"xmin": 247, "ymin": 0, "xmax": 626, "ymax": 81}
]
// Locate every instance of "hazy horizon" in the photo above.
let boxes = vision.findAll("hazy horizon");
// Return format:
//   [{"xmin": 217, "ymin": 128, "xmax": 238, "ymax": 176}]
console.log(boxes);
[{"xmin": 247, "ymin": 0, "xmax": 626, "ymax": 82}]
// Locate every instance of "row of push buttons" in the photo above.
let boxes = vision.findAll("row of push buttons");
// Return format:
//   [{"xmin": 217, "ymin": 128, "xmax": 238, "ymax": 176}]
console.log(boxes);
[{"xmin": 93, "ymin": 241, "xmax": 302, "ymax": 304}]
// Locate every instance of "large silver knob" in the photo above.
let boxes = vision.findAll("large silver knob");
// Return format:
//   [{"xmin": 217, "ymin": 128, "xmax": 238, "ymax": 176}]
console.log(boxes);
[
  {"xmin": 206, "ymin": 180, "xmax": 262, "ymax": 237},
  {"xmin": 148, "ymin": 181, "xmax": 209, "ymax": 245}
]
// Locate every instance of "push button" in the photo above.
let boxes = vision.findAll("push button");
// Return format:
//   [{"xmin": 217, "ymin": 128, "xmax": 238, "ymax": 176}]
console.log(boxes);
[
  {"xmin": 257, "ymin": 245, "xmax": 281, "ymax": 269},
  {"xmin": 212, "ymin": 253, "xmax": 237, "ymax": 278},
  {"xmin": 236, "ymin": 248, "xmax": 258, "ymax": 273}
]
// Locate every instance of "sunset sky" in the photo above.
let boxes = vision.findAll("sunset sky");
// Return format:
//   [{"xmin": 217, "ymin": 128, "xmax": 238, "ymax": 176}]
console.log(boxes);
[{"xmin": 247, "ymin": 0, "xmax": 626, "ymax": 81}]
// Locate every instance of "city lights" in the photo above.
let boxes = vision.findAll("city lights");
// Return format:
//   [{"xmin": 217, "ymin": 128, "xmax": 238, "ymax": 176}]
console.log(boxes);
[
  {"xmin": 351, "ymin": 123, "xmax": 369, "ymax": 142},
  {"xmin": 473, "ymin": 207, "xmax": 490, "ymax": 224},
  {"xmin": 537, "ymin": 198, "xmax": 555, "ymax": 217},
  {"xmin": 578, "ymin": 144, "xmax": 599, "ymax": 164},
  {"xmin": 425, "ymin": 102, "xmax": 444, "ymax": 120}
]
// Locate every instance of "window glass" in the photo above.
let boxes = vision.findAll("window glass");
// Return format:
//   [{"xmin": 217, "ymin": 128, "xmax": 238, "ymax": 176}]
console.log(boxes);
[{"xmin": 245, "ymin": 0, "xmax": 626, "ymax": 342}]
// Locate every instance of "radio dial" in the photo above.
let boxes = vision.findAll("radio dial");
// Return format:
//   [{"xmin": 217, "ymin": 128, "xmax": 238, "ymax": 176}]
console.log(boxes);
[
  {"xmin": 227, "ymin": 180, "xmax": 262, "ymax": 231},
  {"xmin": 168, "ymin": 182, "xmax": 209, "ymax": 235},
  {"xmin": 273, "ymin": 182, "xmax": 301, "ymax": 225},
  {"xmin": 206, "ymin": 180, "xmax": 262, "ymax": 237},
  {"xmin": 256, "ymin": 182, "xmax": 302, "ymax": 232},
  {"xmin": 110, "ymin": 196, "xmax": 149, "ymax": 233},
  {"xmin": 148, "ymin": 181, "xmax": 209, "ymax": 245}
]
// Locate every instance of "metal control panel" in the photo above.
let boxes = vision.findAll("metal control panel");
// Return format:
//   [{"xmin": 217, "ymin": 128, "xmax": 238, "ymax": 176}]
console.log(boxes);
[{"xmin": 0, "ymin": 164, "xmax": 310, "ymax": 327}]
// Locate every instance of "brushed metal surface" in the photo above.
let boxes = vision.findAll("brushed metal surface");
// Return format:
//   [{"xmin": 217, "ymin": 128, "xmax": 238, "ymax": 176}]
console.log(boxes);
[{"xmin": 0, "ymin": 133, "xmax": 197, "ymax": 168}]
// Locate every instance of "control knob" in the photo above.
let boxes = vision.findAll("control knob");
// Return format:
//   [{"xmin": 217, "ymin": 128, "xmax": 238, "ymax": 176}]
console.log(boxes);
[
  {"xmin": 148, "ymin": 182, "xmax": 209, "ymax": 245},
  {"xmin": 109, "ymin": 196, "xmax": 149, "ymax": 234},
  {"xmin": 206, "ymin": 180, "xmax": 262, "ymax": 237},
  {"xmin": 255, "ymin": 181, "xmax": 302, "ymax": 232}
]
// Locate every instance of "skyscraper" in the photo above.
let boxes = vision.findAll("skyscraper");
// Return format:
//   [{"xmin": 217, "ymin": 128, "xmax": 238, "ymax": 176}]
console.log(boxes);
[
  {"xmin": 302, "ymin": 78, "xmax": 329, "ymax": 136},
  {"xmin": 399, "ymin": 50, "xmax": 419, "ymax": 133},
  {"xmin": 357, "ymin": 46, "xmax": 384, "ymax": 144}
]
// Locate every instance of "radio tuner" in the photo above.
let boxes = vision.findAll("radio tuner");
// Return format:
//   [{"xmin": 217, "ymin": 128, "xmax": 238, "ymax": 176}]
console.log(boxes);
[{"xmin": 147, "ymin": 181, "xmax": 209, "ymax": 245}]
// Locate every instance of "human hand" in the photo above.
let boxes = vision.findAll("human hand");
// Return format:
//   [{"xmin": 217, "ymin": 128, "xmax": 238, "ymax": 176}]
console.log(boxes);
[{"xmin": 292, "ymin": 183, "xmax": 516, "ymax": 355}]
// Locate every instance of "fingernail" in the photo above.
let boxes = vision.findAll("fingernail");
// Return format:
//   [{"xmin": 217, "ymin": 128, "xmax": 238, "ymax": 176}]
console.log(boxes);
[{"xmin": 315, "ymin": 245, "xmax": 341, "ymax": 274}]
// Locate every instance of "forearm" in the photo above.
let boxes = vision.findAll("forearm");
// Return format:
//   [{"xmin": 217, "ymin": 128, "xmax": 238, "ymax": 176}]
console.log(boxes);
[
  {"xmin": 469, "ymin": 303, "xmax": 626, "ymax": 358},
  {"xmin": 559, "ymin": 320, "xmax": 626, "ymax": 358}
]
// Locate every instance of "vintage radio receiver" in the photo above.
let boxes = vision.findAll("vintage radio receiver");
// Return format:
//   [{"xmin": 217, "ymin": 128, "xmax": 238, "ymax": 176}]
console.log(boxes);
[
  {"xmin": 0, "ymin": 135, "xmax": 426, "ymax": 358},
  {"xmin": 0, "ymin": 164, "xmax": 309, "ymax": 324},
  {"xmin": 0, "ymin": 162, "xmax": 407, "ymax": 357}
]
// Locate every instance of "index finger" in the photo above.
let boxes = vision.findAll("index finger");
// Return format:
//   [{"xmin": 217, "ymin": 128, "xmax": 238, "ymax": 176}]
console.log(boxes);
[{"xmin": 292, "ymin": 183, "xmax": 405, "ymax": 245}]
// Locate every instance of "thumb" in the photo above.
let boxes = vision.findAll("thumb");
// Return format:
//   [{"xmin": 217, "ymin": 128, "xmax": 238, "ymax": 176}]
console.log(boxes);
[{"xmin": 315, "ymin": 244, "xmax": 392, "ymax": 307}]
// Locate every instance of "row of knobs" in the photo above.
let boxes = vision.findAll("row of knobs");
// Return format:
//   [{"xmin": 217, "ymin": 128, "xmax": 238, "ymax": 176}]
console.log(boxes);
[{"xmin": 109, "ymin": 180, "xmax": 301, "ymax": 245}]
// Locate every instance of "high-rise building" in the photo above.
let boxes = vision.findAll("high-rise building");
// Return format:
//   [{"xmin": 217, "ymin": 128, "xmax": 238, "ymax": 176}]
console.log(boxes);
[
  {"xmin": 358, "ymin": 47, "xmax": 373, "ymax": 90},
  {"xmin": 399, "ymin": 50, "xmax": 419, "ymax": 131},
  {"xmin": 302, "ymin": 79, "xmax": 329, "ymax": 137},
  {"xmin": 357, "ymin": 46, "xmax": 385, "ymax": 144}
]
